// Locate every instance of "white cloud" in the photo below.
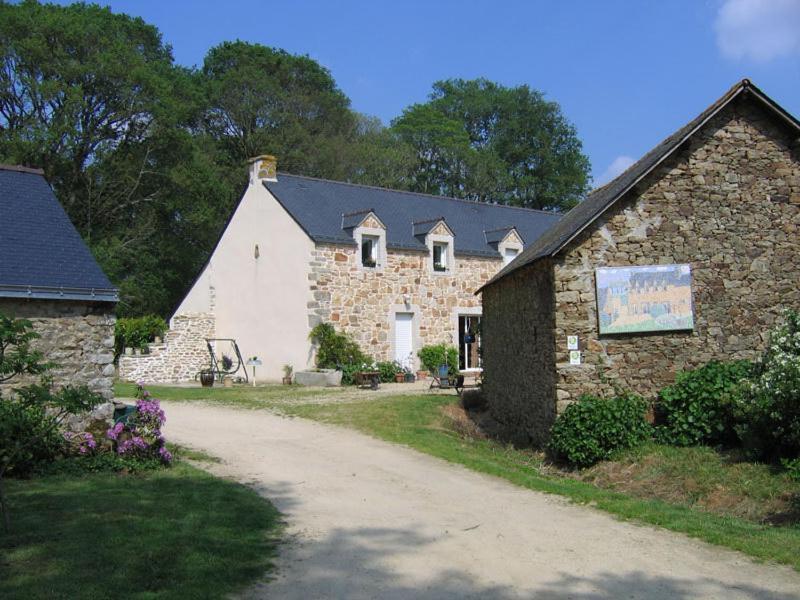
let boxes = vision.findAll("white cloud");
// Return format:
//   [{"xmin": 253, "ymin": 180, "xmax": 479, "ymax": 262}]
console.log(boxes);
[
  {"xmin": 715, "ymin": 0, "xmax": 800, "ymax": 62},
  {"xmin": 597, "ymin": 155, "xmax": 636, "ymax": 186}
]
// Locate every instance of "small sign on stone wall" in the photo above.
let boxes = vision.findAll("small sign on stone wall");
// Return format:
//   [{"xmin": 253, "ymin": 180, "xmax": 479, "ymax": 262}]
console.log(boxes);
[
  {"xmin": 567, "ymin": 335, "xmax": 578, "ymax": 350},
  {"xmin": 569, "ymin": 350, "xmax": 581, "ymax": 365}
]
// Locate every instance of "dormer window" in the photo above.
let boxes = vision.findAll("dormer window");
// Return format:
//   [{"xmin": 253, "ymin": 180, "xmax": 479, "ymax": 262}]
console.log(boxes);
[
  {"xmin": 361, "ymin": 235, "xmax": 379, "ymax": 268},
  {"xmin": 343, "ymin": 209, "xmax": 386, "ymax": 272},
  {"xmin": 433, "ymin": 242, "xmax": 449, "ymax": 272}
]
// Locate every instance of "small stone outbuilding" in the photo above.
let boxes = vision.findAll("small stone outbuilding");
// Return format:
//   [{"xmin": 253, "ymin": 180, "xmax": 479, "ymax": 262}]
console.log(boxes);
[
  {"xmin": 478, "ymin": 79, "xmax": 800, "ymax": 447},
  {"xmin": 0, "ymin": 165, "xmax": 118, "ymax": 413}
]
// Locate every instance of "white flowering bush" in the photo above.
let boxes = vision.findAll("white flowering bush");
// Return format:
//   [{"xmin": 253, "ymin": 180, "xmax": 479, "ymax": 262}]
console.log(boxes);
[{"xmin": 734, "ymin": 310, "xmax": 800, "ymax": 461}]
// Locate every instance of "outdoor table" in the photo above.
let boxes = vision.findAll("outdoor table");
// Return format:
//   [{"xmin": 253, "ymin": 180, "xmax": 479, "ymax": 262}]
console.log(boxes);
[{"xmin": 355, "ymin": 370, "xmax": 380, "ymax": 390}]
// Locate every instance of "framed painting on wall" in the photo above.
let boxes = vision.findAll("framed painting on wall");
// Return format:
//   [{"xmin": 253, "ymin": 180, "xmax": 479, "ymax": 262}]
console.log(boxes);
[{"xmin": 595, "ymin": 264, "xmax": 694, "ymax": 335}]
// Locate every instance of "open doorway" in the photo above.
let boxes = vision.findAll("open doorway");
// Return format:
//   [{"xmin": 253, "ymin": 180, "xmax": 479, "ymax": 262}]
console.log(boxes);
[{"xmin": 458, "ymin": 315, "xmax": 481, "ymax": 371}]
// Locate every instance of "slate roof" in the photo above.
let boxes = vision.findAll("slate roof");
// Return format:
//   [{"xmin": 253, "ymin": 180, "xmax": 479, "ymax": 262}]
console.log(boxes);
[
  {"xmin": 0, "ymin": 165, "xmax": 117, "ymax": 302},
  {"xmin": 478, "ymin": 79, "xmax": 800, "ymax": 293},
  {"xmin": 264, "ymin": 175, "xmax": 561, "ymax": 258}
]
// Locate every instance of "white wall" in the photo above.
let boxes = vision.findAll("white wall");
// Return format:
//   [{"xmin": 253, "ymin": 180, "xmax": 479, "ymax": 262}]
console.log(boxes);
[{"xmin": 175, "ymin": 182, "xmax": 314, "ymax": 380}]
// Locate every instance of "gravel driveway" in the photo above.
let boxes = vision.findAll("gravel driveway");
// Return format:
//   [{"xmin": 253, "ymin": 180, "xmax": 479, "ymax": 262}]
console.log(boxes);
[{"xmin": 163, "ymin": 402, "xmax": 800, "ymax": 599}]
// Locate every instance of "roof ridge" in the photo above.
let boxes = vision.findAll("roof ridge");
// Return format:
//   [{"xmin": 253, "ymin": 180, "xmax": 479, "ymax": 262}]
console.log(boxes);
[
  {"xmin": 0, "ymin": 164, "xmax": 44, "ymax": 175},
  {"xmin": 411, "ymin": 216, "xmax": 446, "ymax": 225},
  {"xmin": 274, "ymin": 172, "xmax": 562, "ymax": 217}
]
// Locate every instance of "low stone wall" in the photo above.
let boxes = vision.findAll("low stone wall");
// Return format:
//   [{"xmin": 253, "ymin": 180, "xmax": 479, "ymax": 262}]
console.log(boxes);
[
  {"xmin": 0, "ymin": 298, "xmax": 117, "ymax": 430},
  {"xmin": 118, "ymin": 312, "xmax": 214, "ymax": 383}
]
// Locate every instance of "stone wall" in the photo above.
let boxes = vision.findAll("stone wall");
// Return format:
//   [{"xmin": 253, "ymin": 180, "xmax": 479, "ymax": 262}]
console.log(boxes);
[
  {"xmin": 483, "ymin": 95, "xmax": 800, "ymax": 446},
  {"xmin": 308, "ymin": 245, "xmax": 501, "ymax": 366},
  {"xmin": 482, "ymin": 261, "xmax": 556, "ymax": 446},
  {"xmin": 118, "ymin": 312, "xmax": 214, "ymax": 383},
  {"xmin": 0, "ymin": 298, "xmax": 116, "ymax": 429}
]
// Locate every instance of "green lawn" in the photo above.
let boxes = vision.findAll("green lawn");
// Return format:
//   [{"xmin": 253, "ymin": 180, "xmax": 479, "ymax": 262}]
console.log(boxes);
[
  {"xmin": 0, "ymin": 459, "xmax": 282, "ymax": 599},
  {"xmin": 115, "ymin": 380, "xmax": 336, "ymax": 408}
]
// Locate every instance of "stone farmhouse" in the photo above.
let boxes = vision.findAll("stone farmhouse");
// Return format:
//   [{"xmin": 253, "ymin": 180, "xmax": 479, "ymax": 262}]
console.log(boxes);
[
  {"xmin": 0, "ymin": 165, "xmax": 118, "ymax": 404},
  {"xmin": 478, "ymin": 79, "xmax": 800, "ymax": 447},
  {"xmin": 120, "ymin": 158, "xmax": 560, "ymax": 382}
]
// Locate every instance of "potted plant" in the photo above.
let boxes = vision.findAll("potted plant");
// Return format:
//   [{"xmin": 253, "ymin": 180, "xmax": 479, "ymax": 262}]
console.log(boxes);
[
  {"xmin": 404, "ymin": 366, "xmax": 415, "ymax": 383},
  {"xmin": 282, "ymin": 364, "xmax": 293, "ymax": 385},
  {"xmin": 221, "ymin": 354, "xmax": 234, "ymax": 371},
  {"xmin": 199, "ymin": 369, "xmax": 214, "ymax": 387},
  {"xmin": 394, "ymin": 370, "xmax": 405, "ymax": 383},
  {"xmin": 416, "ymin": 369, "xmax": 429, "ymax": 380},
  {"xmin": 223, "ymin": 375, "xmax": 233, "ymax": 388}
]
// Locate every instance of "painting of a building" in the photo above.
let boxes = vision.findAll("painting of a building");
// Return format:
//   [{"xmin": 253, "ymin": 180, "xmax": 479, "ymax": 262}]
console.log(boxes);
[{"xmin": 596, "ymin": 264, "xmax": 693, "ymax": 334}]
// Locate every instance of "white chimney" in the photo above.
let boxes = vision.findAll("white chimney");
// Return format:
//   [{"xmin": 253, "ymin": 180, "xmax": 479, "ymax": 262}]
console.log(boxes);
[{"xmin": 248, "ymin": 155, "xmax": 277, "ymax": 184}]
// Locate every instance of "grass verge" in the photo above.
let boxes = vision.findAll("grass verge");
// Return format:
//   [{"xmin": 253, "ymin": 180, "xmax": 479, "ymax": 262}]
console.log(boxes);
[
  {"xmin": 115, "ymin": 380, "xmax": 334, "ymax": 408},
  {"xmin": 0, "ymin": 461, "xmax": 282, "ymax": 599},
  {"xmin": 287, "ymin": 394, "xmax": 800, "ymax": 571}
]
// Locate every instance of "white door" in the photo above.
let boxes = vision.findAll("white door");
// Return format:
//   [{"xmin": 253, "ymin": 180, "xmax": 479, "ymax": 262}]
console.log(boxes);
[{"xmin": 394, "ymin": 312, "xmax": 414, "ymax": 368}]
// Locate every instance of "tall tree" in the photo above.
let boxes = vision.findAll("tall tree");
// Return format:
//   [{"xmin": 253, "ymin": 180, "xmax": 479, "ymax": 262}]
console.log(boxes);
[
  {"xmin": 391, "ymin": 78, "xmax": 591, "ymax": 210},
  {"xmin": 200, "ymin": 41, "xmax": 356, "ymax": 175},
  {"xmin": 0, "ymin": 1, "xmax": 236, "ymax": 316}
]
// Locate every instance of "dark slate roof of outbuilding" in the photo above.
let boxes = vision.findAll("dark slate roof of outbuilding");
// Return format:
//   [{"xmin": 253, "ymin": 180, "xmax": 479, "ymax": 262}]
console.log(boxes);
[
  {"xmin": 264, "ymin": 175, "xmax": 560, "ymax": 258},
  {"xmin": 478, "ymin": 79, "xmax": 800, "ymax": 293},
  {"xmin": 0, "ymin": 165, "xmax": 118, "ymax": 302}
]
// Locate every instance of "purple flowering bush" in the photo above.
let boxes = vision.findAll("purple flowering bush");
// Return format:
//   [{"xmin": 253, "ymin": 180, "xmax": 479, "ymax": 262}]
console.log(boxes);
[
  {"xmin": 63, "ymin": 431, "xmax": 97, "ymax": 455},
  {"xmin": 106, "ymin": 384, "xmax": 172, "ymax": 465}
]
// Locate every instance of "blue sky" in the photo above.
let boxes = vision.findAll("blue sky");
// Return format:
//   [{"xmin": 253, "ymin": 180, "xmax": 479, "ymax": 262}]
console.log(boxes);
[{"xmin": 88, "ymin": 0, "xmax": 800, "ymax": 186}]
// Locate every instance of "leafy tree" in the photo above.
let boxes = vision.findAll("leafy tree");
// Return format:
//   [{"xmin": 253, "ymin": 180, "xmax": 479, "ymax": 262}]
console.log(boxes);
[
  {"xmin": 392, "ymin": 78, "xmax": 591, "ymax": 210},
  {"xmin": 200, "ymin": 41, "xmax": 356, "ymax": 172}
]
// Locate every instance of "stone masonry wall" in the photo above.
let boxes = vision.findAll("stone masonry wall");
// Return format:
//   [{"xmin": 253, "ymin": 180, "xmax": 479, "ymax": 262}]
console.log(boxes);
[
  {"xmin": 482, "ymin": 261, "xmax": 557, "ymax": 447},
  {"xmin": 0, "ymin": 298, "xmax": 116, "ymax": 429},
  {"xmin": 118, "ymin": 313, "xmax": 215, "ymax": 383},
  {"xmin": 308, "ymin": 245, "xmax": 501, "ymax": 366},
  {"xmin": 552, "ymin": 98, "xmax": 800, "ymax": 407},
  {"xmin": 483, "ymin": 96, "xmax": 800, "ymax": 447}
]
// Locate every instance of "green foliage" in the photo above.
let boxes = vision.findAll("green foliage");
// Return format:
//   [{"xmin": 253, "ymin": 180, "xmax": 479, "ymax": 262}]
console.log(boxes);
[
  {"xmin": 0, "ymin": 312, "xmax": 48, "ymax": 383},
  {"xmin": 417, "ymin": 344, "xmax": 459, "ymax": 376},
  {"xmin": 36, "ymin": 452, "xmax": 164, "ymax": 476},
  {"xmin": 391, "ymin": 78, "xmax": 591, "ymax": 210},
  {"xmin": 656, "ymin": 360, "xmax": 752, "ymax": 447},
  {"xmin": 548, "ymin": 393, "xmax": 653, "ymax": 468},
  {"xmin": 114, "ymin": 315, "xmax": 168, "ymax": 357},
  {"xmin": 308, "ymin": 323, "xmax": 370, "ymax": 370},
  {"xmin": 734, "ymin": 310, "xmax": 800, "ymax": 462},
  {"xmin": 376, "ymin": 361, "xmax": 402, "ymax": 383},
  {"xmin": 0, "ymin": 400, "xmax": 63, "ymax": 478},
  {"xmin": 781, "ymin": 457, "xmax": 800, "ymax": 482}
]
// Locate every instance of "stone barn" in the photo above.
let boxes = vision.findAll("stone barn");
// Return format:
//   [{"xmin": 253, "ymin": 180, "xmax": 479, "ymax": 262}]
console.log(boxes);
[
  {"xmin": 478, "ymin": 79, "xmax": 800, "ymax": 447},
  {"xmin": 0, "ymin": 165, "xmax": 118, "ymax": 404}
]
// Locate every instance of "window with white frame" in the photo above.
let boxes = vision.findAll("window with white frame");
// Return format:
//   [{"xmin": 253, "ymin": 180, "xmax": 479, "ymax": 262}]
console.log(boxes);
[
  {"xmin": 361, "ymin": 235, "xmax": 379, "ymax": 268},
  {"xmin": 433, "ymin": 242, "xmax": 449, "ymax": 272}
]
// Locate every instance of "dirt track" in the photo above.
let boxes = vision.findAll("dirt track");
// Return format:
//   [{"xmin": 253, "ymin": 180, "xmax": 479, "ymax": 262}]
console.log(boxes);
[{"xmin": 164, "ymin": 402, "xmax": 800, "ymax": 599}]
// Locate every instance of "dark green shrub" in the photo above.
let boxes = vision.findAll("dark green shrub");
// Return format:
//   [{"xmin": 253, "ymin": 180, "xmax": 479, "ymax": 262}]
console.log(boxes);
[
  {"xmin": 36, "ymin": 452, "xmax": 164, "ymax": 476},
  {"xmin": 114, "ymin": 315, "xmax": 167, "ymax": 357},
  {"xmin": 734, "ymin": 310, "xmax": 800, "ymax": 462},
  {"xmin": 417, "ymin": 344, "xmax": 459, "ymax": 376},
  {"xmin": 0, "ymin": 382, "xmax": 105, "ymax": 478},
  {"xmin": 548, "ymin": 393, "xmax": 652, "ymax": 468},
  {"xmin": 308, "ymin": 323, "xmax": 370, "ymax": 369},
  {"xmin": 376, "ymin": 361, "xmax": 401, "ymax": 383},
  {"xmin": 0, "ymin": 400, "xmax": 63, "ymax": 478},
  {"xmin": 656, "ymin": 360, "xmax": 752, "ymax": 447}
]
